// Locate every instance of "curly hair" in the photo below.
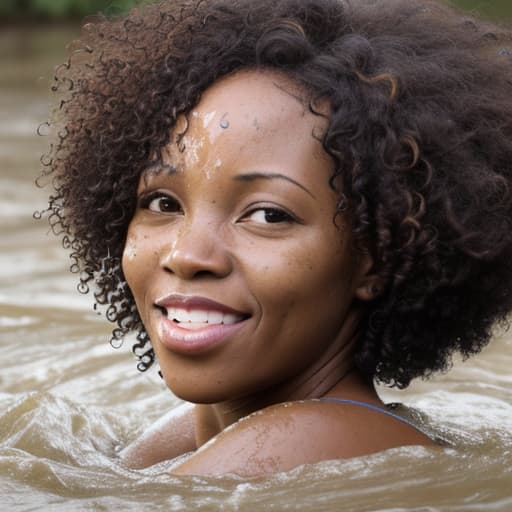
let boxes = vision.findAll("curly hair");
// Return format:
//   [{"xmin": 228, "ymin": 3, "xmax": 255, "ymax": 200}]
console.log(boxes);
[{"xmin": 39, "ymin": 0, "xmax": 512, "ymax": 388}]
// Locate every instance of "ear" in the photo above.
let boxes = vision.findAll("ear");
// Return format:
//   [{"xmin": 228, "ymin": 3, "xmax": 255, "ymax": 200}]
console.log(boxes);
[{"xmin": 353, "ymin": 249, "xmax": 385, "ymax": 302}]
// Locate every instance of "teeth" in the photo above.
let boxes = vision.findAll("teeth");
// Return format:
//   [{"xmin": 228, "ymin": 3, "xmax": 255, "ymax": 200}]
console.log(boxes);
[
  {"xmin": 189, "ymin": 310, "xmax": 208, "ymax": 323},
  {"xmin": 164, "ymin": 307, "xmax": 243, "ymax": 326},
  {"xmin": 222, "ymin": 313, "xmax": 239, "ymax": 325},
  {"xmin": 207, "ymin": 310, "xmax": 223, "ymax": 324}
]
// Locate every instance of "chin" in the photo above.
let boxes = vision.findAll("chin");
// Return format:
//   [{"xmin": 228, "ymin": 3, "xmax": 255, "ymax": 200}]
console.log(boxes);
[
  {"xmin": 162, "ymin": 372, "xmax": 265, "ymax": 406},
  {"xmin": 162, "ymin": 376, "xmax": 231, "ymax": 404}
]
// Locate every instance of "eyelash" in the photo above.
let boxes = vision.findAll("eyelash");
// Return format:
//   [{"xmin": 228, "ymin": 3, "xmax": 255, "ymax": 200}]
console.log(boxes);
[
  {"xmin": 138, "ymin": 191, "xmax": 181, "ymax": 213},
  {"xmin": 241, "ymin": 207, "xmax": 296, "ymax": 225}
]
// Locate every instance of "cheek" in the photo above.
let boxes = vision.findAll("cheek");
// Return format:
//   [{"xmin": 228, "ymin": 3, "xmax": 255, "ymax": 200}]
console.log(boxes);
[
  {"xmin": 250, "ymin": 243, "xmax": 350, "ymax": 307},
  {"xmin": 121, "ymin": 228, "xmax": 151, "ymax": 307},
  {"xmin": 123, "ymin": 233, "xmax": 138, "ymax": 263}
]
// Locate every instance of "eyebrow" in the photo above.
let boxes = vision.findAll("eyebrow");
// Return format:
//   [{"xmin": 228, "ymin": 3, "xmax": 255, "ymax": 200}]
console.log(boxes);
[
  {"xmin": 143, "ymin": 163, "xmax": 177, "ymax": 176},
  {"xmin": 140, "ymin": 163, "xmax": 177, "ymax": 187},
  {"xmin": 234, "ymin": 172, "xmax": 315, "ymax": 198}
]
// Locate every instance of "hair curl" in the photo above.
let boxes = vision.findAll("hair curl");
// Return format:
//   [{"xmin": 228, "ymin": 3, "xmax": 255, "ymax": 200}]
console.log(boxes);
[{"xmin": 39, "ymin": 0, "xmax": 512, "ymax": 387}]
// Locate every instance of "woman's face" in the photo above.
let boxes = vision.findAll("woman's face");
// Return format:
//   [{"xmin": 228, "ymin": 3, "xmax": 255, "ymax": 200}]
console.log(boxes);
[{"xmin": 122, "ymin": 70, "xmax": 372, "ymax": 403}]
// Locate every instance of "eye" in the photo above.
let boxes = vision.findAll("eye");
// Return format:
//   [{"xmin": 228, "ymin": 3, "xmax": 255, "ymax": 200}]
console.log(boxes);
[
  {"xmin": 242, "ymin": 207, "xmax": 295, "ymax": 225},
  {"xmin": 139, "ymin": 192, "xmax": 182, "ymax": 214}
]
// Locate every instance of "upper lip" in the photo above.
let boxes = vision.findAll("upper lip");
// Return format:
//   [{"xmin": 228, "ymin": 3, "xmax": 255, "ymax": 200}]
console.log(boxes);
[{"xmin": 155, "ymin": 294, "xmax": 249, "ymax": 317}]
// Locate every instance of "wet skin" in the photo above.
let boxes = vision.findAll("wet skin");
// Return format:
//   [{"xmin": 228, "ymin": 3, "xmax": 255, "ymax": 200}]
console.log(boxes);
[{"xmin": 121, "ymin": 70, "xmax": 433, "ymax": 476}]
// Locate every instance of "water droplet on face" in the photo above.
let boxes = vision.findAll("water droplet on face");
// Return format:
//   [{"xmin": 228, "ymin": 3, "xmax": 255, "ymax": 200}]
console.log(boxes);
[{"xmin": 220, "ymin": 112, "xmax": 230, "ymax": 129}]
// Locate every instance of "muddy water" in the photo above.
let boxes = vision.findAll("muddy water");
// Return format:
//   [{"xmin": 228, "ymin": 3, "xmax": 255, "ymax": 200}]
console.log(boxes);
[{"xmin": 1, "ymin": 24, "xmax": 511, "ymax": 512}]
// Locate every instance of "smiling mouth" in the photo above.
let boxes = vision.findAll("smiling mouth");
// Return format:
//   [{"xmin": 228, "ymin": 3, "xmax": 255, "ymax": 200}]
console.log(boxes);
[
  {"xmin": 154, "ymin": 295, "xmax": 250, "ymax": 352},
  {"xmin": 155, "ymin": 294, "xmax": 250, "ymax": 333},
  {"xmin": 159, "ymin": 307, "xmax": 246, "ymax": 330}
]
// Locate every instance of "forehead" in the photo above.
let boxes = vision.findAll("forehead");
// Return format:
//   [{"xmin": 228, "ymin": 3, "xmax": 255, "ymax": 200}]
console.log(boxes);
[
  {"xmin": 195, "ymin": 70, "xmax": 309, "ymax": 122},
  {"xmin": 167, "ymin": 69, "xmax": 330, "ymax": 165}
]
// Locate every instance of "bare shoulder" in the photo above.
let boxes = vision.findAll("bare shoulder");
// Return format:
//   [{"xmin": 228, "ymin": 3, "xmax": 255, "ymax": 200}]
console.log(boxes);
[
  {"xmin": 171, "ymin": 400, "xmax": 434, "ymax": 477},
  {"xmin": 120, "ymin": 402, "xmax": 196, "ymax": 469}
]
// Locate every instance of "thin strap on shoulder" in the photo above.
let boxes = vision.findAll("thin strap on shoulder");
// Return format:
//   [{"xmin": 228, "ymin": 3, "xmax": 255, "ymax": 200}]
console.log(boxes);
[{"xmin": 317, "ymin": 397, "xmax": 423, "ymax": 433}]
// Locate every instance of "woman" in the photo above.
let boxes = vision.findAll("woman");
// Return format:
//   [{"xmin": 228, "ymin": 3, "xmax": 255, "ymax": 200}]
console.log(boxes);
[{"xmin": 40, "ymin": 0, "xmax": 512, "ymax": 476}]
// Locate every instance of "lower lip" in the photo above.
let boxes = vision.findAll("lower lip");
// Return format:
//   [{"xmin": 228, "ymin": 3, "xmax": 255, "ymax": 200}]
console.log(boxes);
[{"xmin": 157, "ymin": 315, "xmax": 247, "ymax": 355}]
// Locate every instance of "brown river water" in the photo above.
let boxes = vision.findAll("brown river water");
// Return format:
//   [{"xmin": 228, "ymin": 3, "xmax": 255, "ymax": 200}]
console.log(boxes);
[{"xmin": 1, "ymin": 24, "xmax": 511, "ymax": 512}]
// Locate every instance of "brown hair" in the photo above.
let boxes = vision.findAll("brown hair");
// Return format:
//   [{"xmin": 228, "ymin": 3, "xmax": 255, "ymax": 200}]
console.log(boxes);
[{"xmin": 40, "ymin": 0, "xmax": 512, "ymax": 387}]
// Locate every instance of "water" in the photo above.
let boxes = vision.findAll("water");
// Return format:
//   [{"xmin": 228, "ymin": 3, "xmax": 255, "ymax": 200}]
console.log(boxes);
[{"xmin": 1, "ymin": 23, "xmax": 511, "ymax": 512}]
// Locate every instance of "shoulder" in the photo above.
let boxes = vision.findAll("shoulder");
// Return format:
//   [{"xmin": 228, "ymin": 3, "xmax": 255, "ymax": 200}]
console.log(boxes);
[
  {"xmin": 171, "ymin": 400, "xmax": 433, "ymax": 477},
  {"xmin": 120, "ymin": 402, "xmax": 196, "ymax": 469},
  {"xmin": 173, "ymin": 401, "xmax": 325, "ymax": 477}
]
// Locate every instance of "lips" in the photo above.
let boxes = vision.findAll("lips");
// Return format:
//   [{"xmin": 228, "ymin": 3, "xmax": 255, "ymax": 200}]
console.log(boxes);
[{"xmin": 154, "ymin": 294, "xmax": 250, "ymax": 353}]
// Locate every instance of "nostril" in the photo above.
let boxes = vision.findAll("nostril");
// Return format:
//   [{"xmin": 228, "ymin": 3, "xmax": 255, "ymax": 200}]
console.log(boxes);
[
  {"xmin": 161, "ymin": 266, "xmax": 220, "ymax": 279},
  {"xmin": 194, "ymin": 269, "xmax": 218, "ymax": 279}
]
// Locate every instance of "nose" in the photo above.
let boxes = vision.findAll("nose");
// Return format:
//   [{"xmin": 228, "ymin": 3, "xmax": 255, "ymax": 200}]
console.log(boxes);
[{"xmin": 160, "ymin": 218, "xmax": 233, "ymax": 280}]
